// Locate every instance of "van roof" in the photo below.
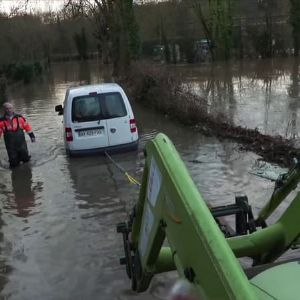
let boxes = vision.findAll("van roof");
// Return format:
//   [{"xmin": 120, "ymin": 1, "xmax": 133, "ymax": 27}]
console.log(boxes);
[{"xmin": 67, "ymin": 83, "xmax": 123, "ymax": 97}]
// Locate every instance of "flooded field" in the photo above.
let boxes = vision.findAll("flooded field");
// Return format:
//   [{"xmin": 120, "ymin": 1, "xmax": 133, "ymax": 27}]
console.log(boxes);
[{"xmin": 0, "ymin": 58, "xmax": 299, "ymax": 299}]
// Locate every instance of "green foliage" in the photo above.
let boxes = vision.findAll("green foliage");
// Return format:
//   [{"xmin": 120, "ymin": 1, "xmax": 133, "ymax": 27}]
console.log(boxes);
[
  {"xmin": 119, "ymin": 0, "xmax": 141, "ymax": 65},
  {"xmin": 1, "ymin": 62, "xmax": 43, "ymax": 84},
  {"xmin": 125, "ymin": 2, "xmax": 141, "ymax": 59},
  {"xmin": 208, "ymin": 0, "xmax": 233, "ymax": 60},
  {"xmin": 190, "ymin": 0, "xmax": 233, "ymax": 60}
]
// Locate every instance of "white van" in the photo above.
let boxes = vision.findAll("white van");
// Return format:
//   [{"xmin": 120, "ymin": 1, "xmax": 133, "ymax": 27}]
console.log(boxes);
[{"xmin": 55, "ymin": 83, "xmax": 138, "ymax": 156}]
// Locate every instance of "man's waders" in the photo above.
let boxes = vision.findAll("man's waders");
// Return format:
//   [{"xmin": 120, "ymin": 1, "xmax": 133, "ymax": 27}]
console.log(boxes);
[{"xmin": 4, "ymin": 126, "xmax": 30, "ymax": 168}]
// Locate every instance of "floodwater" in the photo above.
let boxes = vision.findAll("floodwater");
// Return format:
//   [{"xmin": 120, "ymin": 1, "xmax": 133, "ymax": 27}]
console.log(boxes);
[{"xmin": 0, "ymin": 58, "xmax": 299, "ymax": 299}]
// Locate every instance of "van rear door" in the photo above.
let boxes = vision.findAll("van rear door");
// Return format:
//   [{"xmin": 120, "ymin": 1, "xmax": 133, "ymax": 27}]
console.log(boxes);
[
  {"xmin": 71, "ymin": 94, "xmax": 109, "ymax": 150},
  {"xmin": 101, "ymin": 92, "xmax": 133, "ymax": 146}
]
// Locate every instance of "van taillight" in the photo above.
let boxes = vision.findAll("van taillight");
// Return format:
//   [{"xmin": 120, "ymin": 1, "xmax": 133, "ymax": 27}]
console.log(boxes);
[
  {"xmin": 65, "ymin": 127, "xmax": 73, "ymax": 142},
  {"xmin": 130, "ymin": 119, "xmax": 137, "ymax": 133}
]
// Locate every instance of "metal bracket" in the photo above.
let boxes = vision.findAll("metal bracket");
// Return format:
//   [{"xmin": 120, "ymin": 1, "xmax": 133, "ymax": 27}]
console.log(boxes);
[{"xmin": 211, "ymin": 195, "xmax": 258, "ymax": 237}]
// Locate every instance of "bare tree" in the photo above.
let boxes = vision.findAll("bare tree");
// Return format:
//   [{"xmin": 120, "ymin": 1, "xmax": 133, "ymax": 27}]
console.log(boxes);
[
  {"xmin": 1, "ymin": 0, "xmax": 29, "ymax": 16},
  {"xmin": 190, "ymin": 0, "xmax": 234, "ymax": 60},
  {"xmin": 63, "ymin": 0, "xmax": 140, "ymax": 76}
]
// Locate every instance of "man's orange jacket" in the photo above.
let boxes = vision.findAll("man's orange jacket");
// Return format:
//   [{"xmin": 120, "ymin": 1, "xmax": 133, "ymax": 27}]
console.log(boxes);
[{"xmin": 0, "ymin": 114, "xmax": 32, "ymax": 137}]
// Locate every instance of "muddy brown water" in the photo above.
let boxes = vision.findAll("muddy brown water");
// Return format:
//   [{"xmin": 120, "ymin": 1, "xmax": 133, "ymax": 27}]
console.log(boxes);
[{"xmin": 0, "ymin": 58, "xmax": 299, "ymax": 299}]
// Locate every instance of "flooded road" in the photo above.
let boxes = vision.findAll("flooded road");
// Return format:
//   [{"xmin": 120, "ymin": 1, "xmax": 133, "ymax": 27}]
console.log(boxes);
[{"xmin": 0, "ymin": 58, "xmax": 299, "ymax": 299}]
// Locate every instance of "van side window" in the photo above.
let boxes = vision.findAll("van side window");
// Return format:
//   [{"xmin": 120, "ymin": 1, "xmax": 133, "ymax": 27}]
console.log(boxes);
[{"xmin": 102, "ymin": 93, "xmax": 127, "ymax": 119}]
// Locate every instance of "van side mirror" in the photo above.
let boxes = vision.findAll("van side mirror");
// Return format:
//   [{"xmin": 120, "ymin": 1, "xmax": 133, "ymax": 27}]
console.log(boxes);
[{"xmin": 55, "ymin": 105, "xmax": 63, "ymax": 115}]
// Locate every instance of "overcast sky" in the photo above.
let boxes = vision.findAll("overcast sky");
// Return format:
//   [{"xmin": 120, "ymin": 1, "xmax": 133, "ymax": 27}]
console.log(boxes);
[
  {"xmin": 0, "ymin": 0, "xmax": 161, "ymax": 14},
  {"xmin": 0, "ymin": 0, "xmax": 64, "ymax": 13}
]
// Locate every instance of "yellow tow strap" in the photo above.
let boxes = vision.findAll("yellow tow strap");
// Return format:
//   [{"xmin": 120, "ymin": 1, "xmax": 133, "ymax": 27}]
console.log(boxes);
[{"xmin": 105, "ymin": 151, "xmax": 141, "ymax": 187}]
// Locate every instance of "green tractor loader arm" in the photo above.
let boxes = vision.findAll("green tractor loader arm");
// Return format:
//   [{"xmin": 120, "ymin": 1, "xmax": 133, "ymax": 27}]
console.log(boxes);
[{"xmin": 117, "ymin": 133, "xmax": 300, "ymax": 300}]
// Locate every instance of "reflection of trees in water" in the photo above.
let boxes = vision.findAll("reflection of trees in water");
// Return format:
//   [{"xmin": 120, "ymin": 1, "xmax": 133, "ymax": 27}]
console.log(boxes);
[
  {"xmin": 193, "ymin": 69, "xmax": 236, "ymax": 126},
  {"xmin": 285, "ymin": 109, "xmax": 298, "ymax": 139},
  {"xmin": 11, "ymin": 164, "xmax": 42, "ymax": 218},
  {"xmin": 79, "ymin": 60, "xmax": 113, "ymax": 84},
  {"xmin": 192, "ymin": 60, "xmax": 300, "ymax": 138},
  {"xmin": 66, "ymin": 156, "xmax": 119, "ymax": 204},
  {"xmin": 0, "ymin": 220, "xmax": 11, "ymax": 294},
  {"xmin": 243, "ymin": 60, "xmax": 291, "ymax": 136},
  {"xmin": 7, "ymin": 69, "xmax": 56, "ymax": 110},
  {"xmin": 79, "ymin": 60, "xmax": 91, "ymax": 84},
  {"xmin": 211, "ymin": 79, "xmax": 235, "ymax": 124},
  {"xmin": 288, "ymin": 59, "xmax": 300, "ymax": 98},
  {"xmin": 66, "ymin": 155, "xmax": 139, "ymax": 219},
  {"xmin": 0, "ymin": 165, "xmax": 41, "ymax": 293},
  {"xmin": 286, "ymin": 59, "xmax": 300, "ymax": 139},
  {"xmin": 245, "ymin": 58, "xmax": 300, "ymax": 138},
  {"xmin": 263, "ymin": 78, "xmax": 272, "ymax": 135},
  {"xmin": 247, "ymin": 59, "xmax": 287, "ymax": 83},
  {"xmin": 0, "ymin": 181, "xmax": 11, "ymax": 293}
]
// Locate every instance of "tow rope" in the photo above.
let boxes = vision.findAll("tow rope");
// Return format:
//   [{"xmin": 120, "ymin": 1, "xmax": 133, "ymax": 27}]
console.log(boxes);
[{"xmin": 105, "ymin": 151, "xmax": 141, "ymax": 187}]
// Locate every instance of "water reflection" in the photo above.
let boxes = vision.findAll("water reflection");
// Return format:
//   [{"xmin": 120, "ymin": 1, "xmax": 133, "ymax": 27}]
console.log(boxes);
[
  {"xmin": 63, "ymin": 154, "xmax": 143, "ymax": 299},
  {"xmin": 285, "ymin": 59, "xmax": 300, "ymax": 139},
  {"xmin": 66, "ymin": 153, "xmax": 139, "ymax": 221},
  {"xmin": 0, "ymin": 210, "xmax": 10, "ymax": 295},
  {"xmin": 287, "ymin": 59, "xmax": 300, "ymax": 99},
  {"xmin": 210, "ymin": 69, "xmax": 236, "ymax": 124},
  {"xmin": 0, "ymin": 174, "xmax": 12, "ymax": 295},
  {"xmin": 79, "ymin": 60, "xmax": 91, "ymax": 84},
  {"xmin": 11, "ymin": 164, "xmax": 40, "ymax": 218},
  {"xmin": 2, "ymin": 59, "xmax": 300, "ymax": 299},
  {"xmin": 181, "ymin": 58, "xmax": 300, "ymax": 138},
  {"xmin": 262, "ymin": 75, "xmax": 272, "ymax": 135}
]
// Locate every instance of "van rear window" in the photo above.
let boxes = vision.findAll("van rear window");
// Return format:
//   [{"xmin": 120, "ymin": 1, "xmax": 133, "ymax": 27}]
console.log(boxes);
[{"xmin": 72, "ymin": 92, "xmax": 127, "ymax": 123}]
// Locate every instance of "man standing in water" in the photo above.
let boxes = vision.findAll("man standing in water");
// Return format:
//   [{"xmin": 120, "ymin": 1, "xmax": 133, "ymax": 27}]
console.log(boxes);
[{"xmin": 0, "ymin": 102, "xmax": 35, "ymax": 168}]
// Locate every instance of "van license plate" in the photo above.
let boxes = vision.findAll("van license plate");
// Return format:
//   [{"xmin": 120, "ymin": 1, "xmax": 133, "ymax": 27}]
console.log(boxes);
[{"xmin": 78, "ymin": 129, "xmax": 102, "ymax": 137}]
